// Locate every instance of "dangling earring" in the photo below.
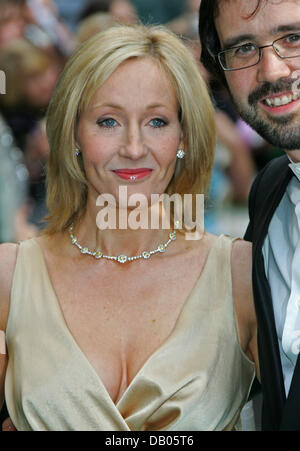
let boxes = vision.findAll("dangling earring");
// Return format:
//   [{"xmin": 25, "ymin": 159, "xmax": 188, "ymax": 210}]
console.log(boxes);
[
  {"xmin": 176, "ymin": 149, "xmax": 185, "ymax": 159},
  {"xmin": 75, "ymin": 147, "xmax": 80, "ymax": 157}
]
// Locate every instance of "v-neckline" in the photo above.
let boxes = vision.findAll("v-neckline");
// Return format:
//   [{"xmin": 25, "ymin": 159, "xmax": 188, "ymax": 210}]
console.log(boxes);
[{"xmin": 31, "ymin": 234, "xmax": 225, "ymax": 409}]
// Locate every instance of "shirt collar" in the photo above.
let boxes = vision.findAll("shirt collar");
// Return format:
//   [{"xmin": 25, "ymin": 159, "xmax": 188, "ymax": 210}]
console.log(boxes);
[{"xmin": 287, "ymin": 155, "xmax": 300, "ymax": 182}]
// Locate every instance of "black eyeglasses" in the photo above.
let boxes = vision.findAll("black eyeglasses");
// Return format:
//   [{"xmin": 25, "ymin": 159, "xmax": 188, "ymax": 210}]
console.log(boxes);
[{"xmin": 217, "ymin": 33, "xmax": 300, "ymax": 71}]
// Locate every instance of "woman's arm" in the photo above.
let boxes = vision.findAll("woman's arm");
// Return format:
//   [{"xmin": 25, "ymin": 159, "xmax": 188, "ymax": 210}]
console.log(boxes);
[
  {"xmin": 0, "ymin": 243, "xmax": 18, "ymax": 409},
  {"xmin": 0, "ymin": 349, "xmax": 7, "ymax": 411},
  {"xmin": 231, "ymin": 239, "xmax": 260, "ymax": 381}
]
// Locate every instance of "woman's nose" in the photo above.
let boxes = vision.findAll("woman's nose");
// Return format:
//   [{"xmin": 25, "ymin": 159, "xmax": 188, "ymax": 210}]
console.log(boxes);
[{"xmin": 119, "ymin": 125, "xmax": 148, "ymax": 160}]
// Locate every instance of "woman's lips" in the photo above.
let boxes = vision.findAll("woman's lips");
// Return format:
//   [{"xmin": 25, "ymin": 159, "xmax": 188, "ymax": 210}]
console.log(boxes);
[{"xmin": 112, "ymin": 168, "xmax": 153, "ymax": 181}]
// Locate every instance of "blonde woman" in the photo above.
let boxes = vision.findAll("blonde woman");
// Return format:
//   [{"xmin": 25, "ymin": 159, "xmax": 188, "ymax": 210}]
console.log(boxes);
[{"xmin": 0, "ymin": 24, "xmax": 258, "ymax": 431}]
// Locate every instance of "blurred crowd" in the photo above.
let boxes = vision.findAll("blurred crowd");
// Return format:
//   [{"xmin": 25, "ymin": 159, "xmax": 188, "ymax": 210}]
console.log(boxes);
[{"xmin": 0, "ymin": 0, "xmax": 282, "ymax": 243}]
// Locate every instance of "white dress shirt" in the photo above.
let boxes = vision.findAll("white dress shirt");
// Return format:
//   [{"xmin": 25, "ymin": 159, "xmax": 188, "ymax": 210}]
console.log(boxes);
[{"xmin": 262, "ymin": 158, "xmax": 300, "ymax": 395}]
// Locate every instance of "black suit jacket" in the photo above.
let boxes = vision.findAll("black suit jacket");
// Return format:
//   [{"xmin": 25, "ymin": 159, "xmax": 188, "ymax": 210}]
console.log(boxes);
[{"xmin": 244, "ymin": 154, "xmax": 300, "ymax": 430}]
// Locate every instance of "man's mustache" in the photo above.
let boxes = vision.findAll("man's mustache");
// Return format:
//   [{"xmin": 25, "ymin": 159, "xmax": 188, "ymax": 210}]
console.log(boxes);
[{"xmin": 248, "ymin": 79, "xmax": 296, "ymax": 106}]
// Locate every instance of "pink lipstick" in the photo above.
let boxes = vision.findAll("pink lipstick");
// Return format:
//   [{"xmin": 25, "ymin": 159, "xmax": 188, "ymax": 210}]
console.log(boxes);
[{"xmin": 113, "ymin": 168, "xmax": 153, "ymax": 181}]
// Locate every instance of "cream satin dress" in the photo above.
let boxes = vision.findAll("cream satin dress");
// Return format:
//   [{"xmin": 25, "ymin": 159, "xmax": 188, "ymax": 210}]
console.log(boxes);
[{"xmin": 4, "ymin": 235, "xmax": 255, "ymax": 431}]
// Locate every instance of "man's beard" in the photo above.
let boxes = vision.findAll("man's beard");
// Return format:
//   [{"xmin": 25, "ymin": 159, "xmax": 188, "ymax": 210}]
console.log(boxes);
[{"xmin": 232, "ymin": 79, "xmax": 300, "ymax": 150}]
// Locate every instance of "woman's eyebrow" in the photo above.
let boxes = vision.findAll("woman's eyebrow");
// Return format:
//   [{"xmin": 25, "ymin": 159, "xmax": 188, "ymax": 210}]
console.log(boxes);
[{"xmin": 91, "ymin": 102, "xmax": 123, "ymax": 111}]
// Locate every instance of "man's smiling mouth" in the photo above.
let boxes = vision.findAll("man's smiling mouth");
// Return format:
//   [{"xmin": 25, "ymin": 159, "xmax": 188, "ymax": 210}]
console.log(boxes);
[{"xmin": 262, "ymin": 91, "xmax": 300, "ymax": 107}]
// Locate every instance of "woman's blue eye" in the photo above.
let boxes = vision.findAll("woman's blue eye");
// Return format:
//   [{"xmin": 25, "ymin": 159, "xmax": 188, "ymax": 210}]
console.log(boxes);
[
  {"xmin": 97, "ymin": 118, "xmax": 117, "ymax": 128},
  {"xmin": 149, "ymin": 118, "xmax": 167, "ymax": 128}
]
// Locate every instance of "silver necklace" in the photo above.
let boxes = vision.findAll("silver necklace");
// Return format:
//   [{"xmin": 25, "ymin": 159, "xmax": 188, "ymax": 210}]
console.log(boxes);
[{"xmin": 68, "ymin": 225, "xmax": 177, "ymax": 264}]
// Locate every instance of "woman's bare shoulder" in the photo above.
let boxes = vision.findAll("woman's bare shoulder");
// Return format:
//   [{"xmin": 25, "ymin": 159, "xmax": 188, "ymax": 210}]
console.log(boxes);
[
  {"xmin": 0, "ymin": 243, "xmax": 18, "ymax": 330},
  {"xmin": 232, "ymin": 238, "xmax": 252, "ymax": 271},
  {"xmin": 0, "ymin": 242, "xmax": 18, "ymax": 284}
]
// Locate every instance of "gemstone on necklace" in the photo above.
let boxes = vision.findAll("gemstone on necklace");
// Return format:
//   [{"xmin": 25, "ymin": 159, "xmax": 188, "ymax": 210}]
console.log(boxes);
[
  {"xmin": 157, "ymin": 244, "xmax": 166, "ymax": 252},
  {"xmin": 71, "ymin": 237, "xmax": 77, "ymax": 244},
  {"xmin": 94, "ymin": 251, "xmax": 102, "ymax": 259},
  {"xmin": 81, "ymin": 247, "xmax": 89, "ymax": 254},
  {"xmin": 142, "ymin": 251, "xmax": 151, "ymax": 259},
  {"xmin": 169, "ymin": 231, "xmax": 177, "ymax": 240},
  {"xmin": 117, "ymin": 254, "xmax": 128, "ymax": 264}
]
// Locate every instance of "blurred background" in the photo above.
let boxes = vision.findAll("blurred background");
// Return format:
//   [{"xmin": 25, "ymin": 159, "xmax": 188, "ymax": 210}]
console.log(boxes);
[{"xmin": 0, "ymin": 0, "xmax": 279, "ymax": 430}]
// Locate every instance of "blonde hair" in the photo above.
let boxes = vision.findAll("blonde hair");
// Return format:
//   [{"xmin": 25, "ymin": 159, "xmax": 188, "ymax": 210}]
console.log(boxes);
[{"xmin": 45, "ymin": 24, "xmax": 216, "ymax": 234}]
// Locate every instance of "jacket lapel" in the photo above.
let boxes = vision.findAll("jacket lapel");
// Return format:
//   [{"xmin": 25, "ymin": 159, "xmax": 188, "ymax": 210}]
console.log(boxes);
[
  {"xmin": 252, "ymin": 159, "xmax": 292, "ymax": 429},
  {"xmin": 252, "ymin": 161, "xmax": 292, "ymax": 255},
  {"xmin": 279, "ymin": 164, "xmax": 300, "ymax": 430}
]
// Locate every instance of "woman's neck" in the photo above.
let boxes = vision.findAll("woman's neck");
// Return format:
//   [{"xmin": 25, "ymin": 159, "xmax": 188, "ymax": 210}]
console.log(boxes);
[{"xmin": 73, "ymin": 205, "xmax": 174, "ymax": 259}]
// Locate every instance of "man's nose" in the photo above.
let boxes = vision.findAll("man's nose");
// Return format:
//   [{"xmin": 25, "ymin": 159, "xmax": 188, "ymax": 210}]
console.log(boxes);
[{"xmin": 257, "ymin": 46, "xmax": 292, "ymax": 83}]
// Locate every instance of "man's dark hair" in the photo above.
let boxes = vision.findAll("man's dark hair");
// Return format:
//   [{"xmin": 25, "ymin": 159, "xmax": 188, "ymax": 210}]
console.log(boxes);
[{"xmin": 198, "ymin": 0, "xmax": 263, "ymax": 85}]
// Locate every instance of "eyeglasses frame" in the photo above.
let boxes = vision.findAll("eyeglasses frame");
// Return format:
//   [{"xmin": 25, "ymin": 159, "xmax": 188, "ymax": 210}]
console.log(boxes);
[{"xmin": 216, "ymin": 33, "xmax": 300, "ymax": 71}]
